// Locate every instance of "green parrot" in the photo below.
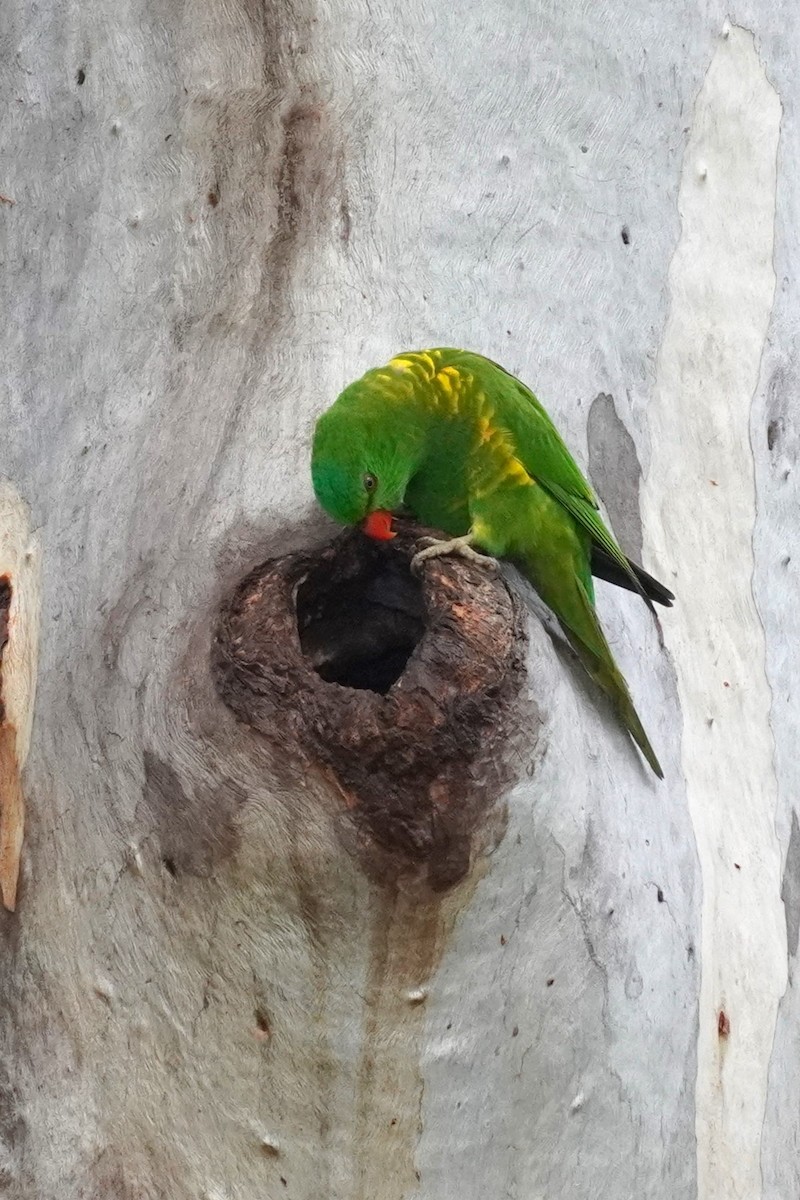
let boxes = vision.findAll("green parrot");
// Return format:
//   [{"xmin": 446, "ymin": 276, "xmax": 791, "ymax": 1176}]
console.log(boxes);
[{"xmin": 311, "ymin": 348, "xmax": 672, "ymax": 777}]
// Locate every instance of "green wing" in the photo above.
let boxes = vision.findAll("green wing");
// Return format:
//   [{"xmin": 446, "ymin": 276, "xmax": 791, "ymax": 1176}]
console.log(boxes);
[{"xmin": 450, "ymin": 349, "xmax": 644, "ymax": 598}]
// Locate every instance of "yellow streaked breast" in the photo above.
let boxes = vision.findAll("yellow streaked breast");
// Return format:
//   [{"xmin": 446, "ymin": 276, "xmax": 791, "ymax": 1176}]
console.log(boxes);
[
  {"xmin": 389, "ymin": 351, "xmax": 438, "ymax": 382},
  {"xmin": 434, "ymin": 366, "xmax": 462, "ymax": 414}
]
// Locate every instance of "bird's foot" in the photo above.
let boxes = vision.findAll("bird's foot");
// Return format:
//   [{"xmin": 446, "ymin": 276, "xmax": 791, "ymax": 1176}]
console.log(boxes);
[{"xmin": 411, "ymin": 533, "xmax": 496, "ymax": 574}]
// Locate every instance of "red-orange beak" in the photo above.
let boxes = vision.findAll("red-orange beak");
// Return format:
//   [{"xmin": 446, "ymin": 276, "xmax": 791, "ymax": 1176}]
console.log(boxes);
[{"xmin": 362, "ymin": 510, "xmax": 396, "ymax": 541}]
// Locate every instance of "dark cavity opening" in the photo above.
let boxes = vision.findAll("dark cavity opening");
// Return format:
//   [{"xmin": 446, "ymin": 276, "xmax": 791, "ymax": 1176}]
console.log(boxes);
[{"xmin": 296, "ymin": 549, "xmax": 426, "ymax": 694}]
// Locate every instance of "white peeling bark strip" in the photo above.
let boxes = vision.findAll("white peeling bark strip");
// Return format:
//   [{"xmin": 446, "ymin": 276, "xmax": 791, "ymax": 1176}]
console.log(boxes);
[
  {"xmin": 640, "ymin": 26, "xmax": 784, "ymax": 1200},
  {"xmin": 0, "ymin": 483, "xmax": 40, "ymax": 761},
  {"xmin": 0, "ymin": 483, "xmax": 41, "ymax": 908}
]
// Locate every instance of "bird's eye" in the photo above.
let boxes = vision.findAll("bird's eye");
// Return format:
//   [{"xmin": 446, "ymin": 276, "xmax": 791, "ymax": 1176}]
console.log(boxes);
[{"xmin": 363, "ymin": 473, "xmax": 377, "ymax": 493}]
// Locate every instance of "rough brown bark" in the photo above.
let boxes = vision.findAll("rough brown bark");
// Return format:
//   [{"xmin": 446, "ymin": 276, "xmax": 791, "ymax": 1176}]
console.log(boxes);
[{"xmin": 213, "ymin": 522, "xmax": 530, "ymax": 890}]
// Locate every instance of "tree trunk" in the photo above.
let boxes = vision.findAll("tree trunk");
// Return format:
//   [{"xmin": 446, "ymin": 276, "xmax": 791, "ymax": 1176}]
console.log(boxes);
[{"xmin": 1, "ymin": 1, "xmax": 797, "ymax": 1197}]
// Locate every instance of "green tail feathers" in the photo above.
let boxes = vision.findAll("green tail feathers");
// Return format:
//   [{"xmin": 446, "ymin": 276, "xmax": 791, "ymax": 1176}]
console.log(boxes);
[
  {"xmin": 533, "ymin": 567, "xmax": 664, "ymax": 778},
  {"xmin": 560, "ymin": 621, "xmax": 664, "ymax": 778}
]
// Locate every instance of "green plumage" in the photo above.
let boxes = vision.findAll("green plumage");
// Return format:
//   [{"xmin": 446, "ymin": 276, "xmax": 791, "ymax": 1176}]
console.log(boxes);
[{"xmin": 312, "ymin": 348, "xmax": 671, "ymax": 777}]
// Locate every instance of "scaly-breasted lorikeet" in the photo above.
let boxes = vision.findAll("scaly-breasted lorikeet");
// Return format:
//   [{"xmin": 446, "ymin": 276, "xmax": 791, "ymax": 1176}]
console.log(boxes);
[{"xmin": 311, "ymin": 348, "xmax": 672, "ymax": 777}]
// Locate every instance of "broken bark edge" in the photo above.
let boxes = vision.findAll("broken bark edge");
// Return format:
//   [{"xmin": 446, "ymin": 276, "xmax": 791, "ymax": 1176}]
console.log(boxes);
[
  {"xmin": 212, "ymin": 522, "xmax": 534, "ymax": 892},
  {"xmin": 0, "ymin": 576, "xmax": 22, "ymax": 911}
]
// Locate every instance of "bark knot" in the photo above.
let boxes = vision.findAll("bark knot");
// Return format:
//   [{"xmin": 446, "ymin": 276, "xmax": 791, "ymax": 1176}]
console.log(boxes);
[{"xmin": 212, "ymin": 522, "xmax": 532, "ymax": 890}]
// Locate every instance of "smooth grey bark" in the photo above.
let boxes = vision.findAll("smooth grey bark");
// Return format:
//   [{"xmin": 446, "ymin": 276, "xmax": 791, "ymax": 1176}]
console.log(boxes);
[{"xmin": 1, "ymin": 1, "xmax": 798, "ymax": 1198}]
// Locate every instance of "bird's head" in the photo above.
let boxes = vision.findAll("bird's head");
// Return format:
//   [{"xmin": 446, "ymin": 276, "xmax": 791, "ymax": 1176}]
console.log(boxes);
[{"xmin": 311, "ymin": 382, "xmax": 417, "ymax": 540}]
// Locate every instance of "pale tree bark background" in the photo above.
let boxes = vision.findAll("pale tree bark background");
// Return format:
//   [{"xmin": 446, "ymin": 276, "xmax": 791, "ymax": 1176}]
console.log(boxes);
[{"xmin": 1, "ymin": 0, "xmax": 798, "ymax": 1196}]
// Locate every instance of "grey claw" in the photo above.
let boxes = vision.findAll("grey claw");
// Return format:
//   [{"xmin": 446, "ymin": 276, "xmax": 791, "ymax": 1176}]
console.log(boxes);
[{"xmin": 410, "ymin": 535, "xmax": 497, "ymax": 574}]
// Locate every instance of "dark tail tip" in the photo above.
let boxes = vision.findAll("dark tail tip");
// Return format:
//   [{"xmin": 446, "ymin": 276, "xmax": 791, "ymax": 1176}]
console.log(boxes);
[{"xmin": 591, "ymin": 547, "xmax": 674, "ymax": 607}]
